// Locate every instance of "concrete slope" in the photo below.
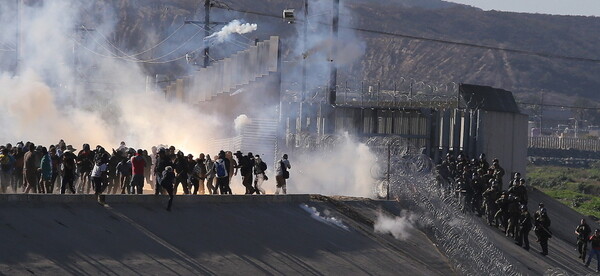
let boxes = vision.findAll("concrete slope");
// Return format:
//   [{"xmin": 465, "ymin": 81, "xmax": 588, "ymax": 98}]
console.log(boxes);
[
  {"xmin": 420, "ymin": 188, "xmax": 600, "ymax": 276},
  {"xmin": 0, "ymin": 195, "xmax": 456, "ymax": 276}
]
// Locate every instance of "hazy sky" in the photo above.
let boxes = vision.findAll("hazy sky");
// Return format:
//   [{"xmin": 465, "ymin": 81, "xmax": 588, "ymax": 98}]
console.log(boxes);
[{"xmin": 445, "ymin": 0, "xmax": 600, "ymax": 17}]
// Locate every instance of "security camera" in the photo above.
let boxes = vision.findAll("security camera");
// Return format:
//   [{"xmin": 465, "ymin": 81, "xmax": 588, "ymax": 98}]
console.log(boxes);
[{"xmin": 283, "ymin": 9, "xmax": 295, "ymax": 24}]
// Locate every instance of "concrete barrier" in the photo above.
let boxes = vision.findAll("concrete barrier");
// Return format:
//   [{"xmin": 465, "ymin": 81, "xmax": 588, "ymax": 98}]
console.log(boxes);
[{"xmin": 0, "ymin": 194, "xmax": 313, "ymax": 204}]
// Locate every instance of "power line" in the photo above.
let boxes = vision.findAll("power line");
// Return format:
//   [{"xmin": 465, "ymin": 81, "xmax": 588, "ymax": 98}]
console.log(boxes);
[
  {"xmin": 79, "ymin": 24, "xmax": 206, "ymax": 64},
  {"xmin": 216, "ymin": 6, "xmax": 600, "ymax": 64}
]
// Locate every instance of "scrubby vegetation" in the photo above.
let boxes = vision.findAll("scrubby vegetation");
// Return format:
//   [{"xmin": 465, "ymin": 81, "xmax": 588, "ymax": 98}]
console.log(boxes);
[{"xmin": 528, "ymin": 163, "xmax": 600, "ymax": 219}]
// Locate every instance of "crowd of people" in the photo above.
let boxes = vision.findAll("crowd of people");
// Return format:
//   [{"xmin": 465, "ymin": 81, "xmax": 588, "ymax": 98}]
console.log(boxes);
[
  {"xmin": 0, "ymin": 140, "xmax": 292, "ymax": 210},
  {"xmin": 437, "ymin": 152, "xmax": 552, "ymax": 255}
]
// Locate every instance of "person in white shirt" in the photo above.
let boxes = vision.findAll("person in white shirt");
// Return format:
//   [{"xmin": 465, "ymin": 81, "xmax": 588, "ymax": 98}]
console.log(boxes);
[{"xmin": 275, "ymin": 154, "xmax": 291, "ymax": 195}]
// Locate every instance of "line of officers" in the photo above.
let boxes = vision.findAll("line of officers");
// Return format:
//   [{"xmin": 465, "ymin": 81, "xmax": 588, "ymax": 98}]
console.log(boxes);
[{"xmin": 438, "ymin": 152, "xmax": 552, "ymax": 255}]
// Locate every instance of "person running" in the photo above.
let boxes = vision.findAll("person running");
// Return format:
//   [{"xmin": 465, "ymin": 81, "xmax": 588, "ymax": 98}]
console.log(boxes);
[
  {"xmin": 154, "ymin": 148, "xmax": 172, "ymax": 195},
  {"xmin": 91, "ymin": 146, "xmax": 110, "ymax": 204},
  {"xmin": 60, "ymin": 150, "xmax": 77, "ymax": 194},
  {"xmin": 235, "ymin": 151, "xmax": 255, "ymax": 194},
  {"xmin": 275, "ymin": 154, "xmax": 291, "ymax": 195},
  {"xmin": 77, "ymin": 144, "xmax": 94, "ymax": 194},
  {"xmin": 173, "ymin": 151, "xmax": 190, "ymax": 195},
  {"xmin": 577, "ymin": 218, "xmax": 592, "ymax": 262},
  {"xmin": 586, "ymin": 229, "xmax": 600, "ymax": 272},
  {"xmin": 160, "ymin": 166, "xmax": 176, "ymax": 211},
  {"xmin": 215, "ymin": 151, "xmax": 232, "ymax": 195}
]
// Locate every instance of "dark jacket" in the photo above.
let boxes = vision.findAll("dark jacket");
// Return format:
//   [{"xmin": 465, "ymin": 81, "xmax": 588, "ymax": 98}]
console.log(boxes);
[{"xmin": 160, "ymin": 170, "xmax": 175, "ymax": 188}]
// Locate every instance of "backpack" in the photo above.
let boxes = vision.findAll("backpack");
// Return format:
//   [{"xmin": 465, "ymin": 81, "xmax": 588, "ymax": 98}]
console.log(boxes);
[
  {"xmin": 280, "ymin": 160, "xmax": 289, "ymax": 179},
  {"xmin": 259, "ymin": 161, "xmax": 267, "ymax": 172},
  {"xmin": 215, "ymin": 159, "xmax": 228, "ymax": 178}
]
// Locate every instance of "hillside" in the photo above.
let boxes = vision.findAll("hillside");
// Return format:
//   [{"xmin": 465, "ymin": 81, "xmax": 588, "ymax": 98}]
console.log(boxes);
[
  {"xmin": 3, "ymin": 0, "xmax": 600, "ymax": 105},
  {"xmin": 101, "ymin": 0, "xmax": 600, "ymax": 103}
]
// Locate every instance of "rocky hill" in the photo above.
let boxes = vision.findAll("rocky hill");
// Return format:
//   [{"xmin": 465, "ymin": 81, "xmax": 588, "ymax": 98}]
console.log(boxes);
[{"xmin": 10, "ymin": 0, "xmax": 600, "ymax": 105}]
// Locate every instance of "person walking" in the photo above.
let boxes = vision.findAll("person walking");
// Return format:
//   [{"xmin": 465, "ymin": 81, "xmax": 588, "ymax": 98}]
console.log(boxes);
[
  {"xmin": 253, "ymin": 154, "xmax": 267, "ymax": 194},
  {"xmin": 515, "ymin": 205, "xmax": 532, "ymax": 250},
  {"xmin": 205, "ymin": 154, "xmax": 216, "ymax": 194},
  {"xmin": 577, "ymin": 218, "xmax": 592, "ymax": 262},
  {"xmin": 143, "ymin": 150, "xmax": 152, "ymax": 187},
  {"xmin": 586, "ymin": 229, "xmax": 600, "ymax": 272},
  {"xmin": 191, "ymin": 154, "xmax": 207, "ymax": 195},
  {"xmin": 49, "ymin": 146, "xmax": 61, "ymax": 193},
  {"xmin": 39, "ymin": 147, "xmax": 52, "ymax": 194},
  {"xmin": 275, "ymin": 154, "xmax": 291, "ymax": 195},
  {"xmin": 130, "ymin": 149, "xmax": 146, "ymax": 194},
  {"xmin": 23, "ymin": 143, "xmax": 38, "ymax": 194},
  {"xmin": 117, "ymin": 153, "xmax": 133, "ymax": 194},
  {"xmin": 534, "ymin": 203, "xmax": 552, "ymax": 256}
]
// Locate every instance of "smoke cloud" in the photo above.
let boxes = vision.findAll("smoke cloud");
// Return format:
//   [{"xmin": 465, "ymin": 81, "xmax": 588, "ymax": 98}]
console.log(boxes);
[
  {"xmin": 288, "ymin": 133, "xmax": 377, "ymax": 197},
  {"xmin": 0, "ymin": 1, "xmax": 224, "ymax": 155},
  {"xmin": 205, "ymin": 20, "xmax": 258, "ymax": 45},
  {"xmin": 373, "ymin": 210, "xmax": 417, "ymax": 240},
  {"xmin": 233, "ymin": 114, "xmax": 252, "ymax": 134}
]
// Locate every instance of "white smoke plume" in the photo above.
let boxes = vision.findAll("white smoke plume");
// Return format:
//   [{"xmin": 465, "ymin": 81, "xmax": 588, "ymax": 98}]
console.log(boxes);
[
  {"xmin": 0, "ymin": 1, "xmax": 223, "ymax": 155},
  {"xmin": 289, "ymin": 133, "xmax": 377, "ymax": 197},
  {"xmin": 233, "ymin": 114, "xmax": 252, "ymax": 134},
  {"xmin": 205, "ymin": 20, "xmax": 258, "ymax": 44},
  {"xmin": 373, "ymin": 210, "xmax": 417, "ymax": 241}
]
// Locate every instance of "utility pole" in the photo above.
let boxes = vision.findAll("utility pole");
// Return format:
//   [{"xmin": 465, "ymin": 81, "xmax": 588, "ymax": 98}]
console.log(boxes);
[
  {"xmin": 203, "ymin": 0, "xmax": 210, "ymax": 68},
  {"xmin": 185, "ymin": 0, "xmax": 227, "ymax": 68},
  {"xmin": 15, "ymin": 0, "xmax": 21, "ymax": 75},
  {"xmin": 301, "ymin": 0, "xmax": 308, "ymax": 102},
  {"xmin": 299, "ymin": 0, "xmax": 309, "ymax": 133},
  {"xmin": 540, "ymin": 91, "xmax": 544, "ymax": 132},
  {"xmin": 327, "ymin": 0, "xmax": 340, "ymax": 105}
]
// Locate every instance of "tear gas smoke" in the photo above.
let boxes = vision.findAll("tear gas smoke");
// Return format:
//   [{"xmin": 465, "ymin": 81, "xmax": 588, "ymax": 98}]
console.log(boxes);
[
  {"xmin": 373, "ymin": 210, "xmax": 417, "ymax": 241},
  {"xmin": 290, "ymin": 133, "xmax": 377, "ymax": 198},
  {"xmin": 205, "ymin": 20, "xmax": 258, "ymax": 45},
  {"xmin": 0, "ymin": 1, "xmax": 223, "ymax": 154},
  {"xmin": 300, "ymin": 203, "xmax": 349, "ymax": 231},
  {"xmin": 233, "ymin": 114, "xmax": 252, "ymax": 134},
  {"xmin": 285, "ymin": 0, "xmax": 367, "ymax": 93}
]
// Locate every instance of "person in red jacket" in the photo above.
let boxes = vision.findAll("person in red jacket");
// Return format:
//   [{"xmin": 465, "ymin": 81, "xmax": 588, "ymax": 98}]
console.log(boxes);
[
  {"xmin": 130, "ymin": 149, "xmax": 146, "ymax": 194},
  {"xmin": 586, "ymin": 229, "xmax": 600, "ymax": 272}
]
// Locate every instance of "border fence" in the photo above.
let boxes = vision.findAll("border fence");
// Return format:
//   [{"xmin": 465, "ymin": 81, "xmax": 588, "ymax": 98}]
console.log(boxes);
[{"xmin": 529, "ymin": 136, "xmax": 600, "ymax": 152}]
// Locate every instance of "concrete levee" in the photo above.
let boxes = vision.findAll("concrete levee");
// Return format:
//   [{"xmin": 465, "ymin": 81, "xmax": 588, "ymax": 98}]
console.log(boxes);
[{"xmin": 0, "ymin": 195, "xmax": 456, "ymax": 276}]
